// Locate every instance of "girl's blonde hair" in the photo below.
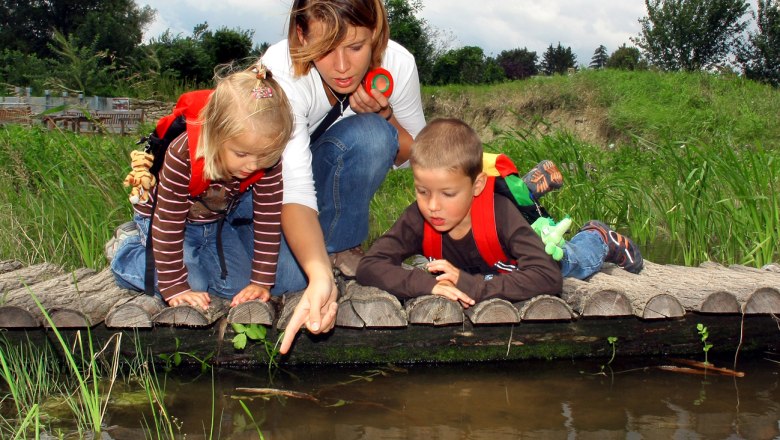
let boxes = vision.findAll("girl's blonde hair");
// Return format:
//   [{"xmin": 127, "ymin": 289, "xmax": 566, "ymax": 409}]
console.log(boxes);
[
  {"xmin": 197, "ymin": 63, "xmax": 293, "ymax": 181},
  {"xmin": 409, "ymin": 118, "xmax": 483, "ymax": 181},
  {"xmin": 287, "ymin": 0, "xmax": 389, "ymax": 76}
]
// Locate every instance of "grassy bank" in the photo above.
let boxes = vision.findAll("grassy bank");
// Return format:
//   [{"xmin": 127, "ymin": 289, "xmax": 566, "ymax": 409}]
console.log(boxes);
[{"xmin": 1, "ymin": 69, "xmax": 778, "ymax": 271}]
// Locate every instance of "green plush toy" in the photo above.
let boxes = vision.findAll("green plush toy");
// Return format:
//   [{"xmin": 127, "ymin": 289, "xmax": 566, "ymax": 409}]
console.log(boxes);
[{"xmin": 531, "ymin": 216, "xmax": 573, "ymax": 261}]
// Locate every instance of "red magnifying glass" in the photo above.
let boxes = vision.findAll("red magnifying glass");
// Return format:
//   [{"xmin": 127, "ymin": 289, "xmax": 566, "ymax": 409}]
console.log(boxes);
[{"xmin": 363, "ymin": 67, "xmax": 394, "ymax": 97}]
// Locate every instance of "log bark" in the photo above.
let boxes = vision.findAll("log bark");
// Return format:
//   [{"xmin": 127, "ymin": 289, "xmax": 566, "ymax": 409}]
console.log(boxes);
[
  {"xmin": 0, "ymin": 260, "xmax": 22, "ymax": 274},
  {"xmin": 0, "ymin": 262, "xmax": 63, "ymax": 292}
]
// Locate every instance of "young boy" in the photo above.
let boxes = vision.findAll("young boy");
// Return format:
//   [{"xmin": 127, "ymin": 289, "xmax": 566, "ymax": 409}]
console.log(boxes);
[{"xmin": 356, "ymin": 118, "xmax": 563, "ymax": 307}]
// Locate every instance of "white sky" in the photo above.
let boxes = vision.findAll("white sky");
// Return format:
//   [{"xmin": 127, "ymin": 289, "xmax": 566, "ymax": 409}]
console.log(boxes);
[{"xmin": 138, "ymin": 0, "xmax": 758, "ymax": 66}]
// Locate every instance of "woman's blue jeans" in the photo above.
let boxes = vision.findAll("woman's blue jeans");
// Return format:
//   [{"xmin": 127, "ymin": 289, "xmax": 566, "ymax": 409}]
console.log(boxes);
[
  {"xmin": 110, "ymin": 191, "xmax": 255, "ymax": 300},
  {"xmin": 560, "ymin": 229, "xmax": 608, "ymax": 279},
  {"xmin": 272, "ymin": 113, "xmax": 398, "ymax": 294}
]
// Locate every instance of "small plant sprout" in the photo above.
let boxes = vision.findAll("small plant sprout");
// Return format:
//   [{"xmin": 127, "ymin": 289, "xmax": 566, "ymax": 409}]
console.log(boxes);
[
  {"xmin": 600, "ymin": 336, "xmax": 618, "ymax": 373},
  {"xmin": 696, "ymin": 323, "xmax": 713, "ymax": 365}
]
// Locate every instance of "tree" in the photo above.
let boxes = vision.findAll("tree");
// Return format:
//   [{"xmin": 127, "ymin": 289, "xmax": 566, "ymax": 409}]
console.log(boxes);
[
  {"xmin": 737, "ymin": 0, "xmax": 780, "ymax": 86},
  {"xmin": 385, "ymin": 0, "xmax": 437, "ymax": 84},
  {"xmin": 633, "ymin": 0, "xmax": 750, "ymax": 71},
  {"xmin": 606, "ymin": 44, "xmax": 649, "ymax": 70},
  {"xmin": 201, "ymin": 27, "xmax": 255, "ymax": 66},
  {"xmin": 496, "ymin": 48, "xmax": 538, "ymax": 80},
  {"xmin": 590, "ymin": 45, "xmax": 609, "ymax": 69},
  {"xmin": 540, "ymin": 43, "xmax": 577, "ymax": 75},
  {"xmin": 430, "ymin": 46, "xmax": 504, "ymax": 85},
  {"xmin": 0, "ymin": 0, "xmax": 154, "ymax": 61}
]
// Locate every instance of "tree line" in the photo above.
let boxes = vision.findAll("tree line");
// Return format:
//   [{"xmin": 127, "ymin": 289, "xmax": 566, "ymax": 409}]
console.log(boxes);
[{"xmin": 1, "ymin": 0, "xmax": 777, "ymax": 99}]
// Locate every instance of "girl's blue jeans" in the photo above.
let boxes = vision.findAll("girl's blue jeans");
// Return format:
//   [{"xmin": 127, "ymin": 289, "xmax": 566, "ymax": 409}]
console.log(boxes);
[
  {"xmin": 272, "ymin": 113, "xmax": 398, "ymax": 294},
  {"xmin": 560, "ymin": 229, "xmax": 608, "ymax": 279},
  {"xmin": 110, "ymin": 191, "xmax": 255, "ymax": 300}
]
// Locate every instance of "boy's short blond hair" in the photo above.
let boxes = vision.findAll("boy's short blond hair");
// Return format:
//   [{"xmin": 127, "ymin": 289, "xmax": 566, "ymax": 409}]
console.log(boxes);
[
  {"xmin": 197, "ymin": 64, "xmax": 293, "ymax": 181},
  {"xmin": 409, "ymin": 118, "xmax": 483, "ymax": 181},
  {"xmin": 287, "ymin": 0, "xmax": 389, "ymax": 76}
]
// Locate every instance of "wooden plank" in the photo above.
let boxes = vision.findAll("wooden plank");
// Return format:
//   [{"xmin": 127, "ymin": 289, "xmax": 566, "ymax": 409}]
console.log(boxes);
[
  {"xmin": 405, "ymin": 295, "xmax": 463, "ymax": 325},
  {"xmin": 516, "ymin": 295, "xmax": 575, "ymax": 321},
  {"xmin": 105, "ymin": 294, "xmax": 166, "ymax": 328},
  {"xmin": 152, "ymin": 296, "xmax": 229, "ymax": 327},
  {"xmin": 227, "ymin": 299, "xmax": 275, "ymax": 325},
  {"xmin": 465, "ymin": 298, "xmax": 520, "ymax": 324}
]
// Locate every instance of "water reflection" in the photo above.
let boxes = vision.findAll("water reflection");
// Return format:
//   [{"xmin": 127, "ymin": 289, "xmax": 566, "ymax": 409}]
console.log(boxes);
[{"xmin": 106, "ymin": 357, "xmax": 780, "ymax": 439}]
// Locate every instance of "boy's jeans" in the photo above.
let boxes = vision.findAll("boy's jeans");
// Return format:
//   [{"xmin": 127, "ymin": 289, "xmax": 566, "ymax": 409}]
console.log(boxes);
[
  {"xmin": 110, "ymin": 191, "xmax": 254, "ymax": 300},
  {"xmin": 560, "ymin": 229, "xmax": 608, "ymax": 279},
  {"xmin": 272, "ymin": 113, "xmax": 398, "ymax": 294}
]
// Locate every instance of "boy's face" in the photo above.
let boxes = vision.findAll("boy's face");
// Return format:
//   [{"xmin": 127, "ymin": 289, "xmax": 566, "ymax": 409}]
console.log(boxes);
[{"xmin": 413, "ymin": 167, "xmax": 487, "ymax": 239}]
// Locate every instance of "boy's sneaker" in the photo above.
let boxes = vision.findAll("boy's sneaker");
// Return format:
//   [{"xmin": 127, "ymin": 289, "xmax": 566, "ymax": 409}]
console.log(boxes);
[
  {"xmin": 104, "ymin": 221, "xmax": 138, "ymax": 262},
  {"xmin": 329, "ymin": 246, "xmax": 365, "ymax": 278},
  {"xmin": 579, "ymin": 220, "xmax": 644, "ymax": 273},
  {"xmin": 522, "ymin": 160, "xmax": 563, "ymax": 199}
]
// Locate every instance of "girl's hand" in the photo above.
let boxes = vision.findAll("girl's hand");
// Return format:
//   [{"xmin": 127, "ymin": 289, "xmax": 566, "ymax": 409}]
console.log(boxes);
[
  {"xmin": 427, "ymin": 259, "xmax": 461, "ymax": 286},
  {"xmin": 431, "ymin": 280, "xmax": 476, "ymax": 309},
  {"xmin": 349, "ymin": 86, "xmax": 393, "ymax": 120},
  {"xmin": 231, "ymin": 284, "xmax": 271, "ymax": 307},
  {"xmin": 168, "ymin": 291, "xmax": 211, "ymax": 310}
]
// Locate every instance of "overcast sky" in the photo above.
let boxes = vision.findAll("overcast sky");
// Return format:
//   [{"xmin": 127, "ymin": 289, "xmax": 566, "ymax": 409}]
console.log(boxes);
[{"xmin": 138, "ymin": 0, "xmax": 758, "ymax": 66}]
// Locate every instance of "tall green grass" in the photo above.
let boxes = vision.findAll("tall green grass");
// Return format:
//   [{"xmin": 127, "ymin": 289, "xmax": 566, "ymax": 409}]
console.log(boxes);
[{"xmin": 0, "ymin": 125, "xmax": 134, "ymax": 270}]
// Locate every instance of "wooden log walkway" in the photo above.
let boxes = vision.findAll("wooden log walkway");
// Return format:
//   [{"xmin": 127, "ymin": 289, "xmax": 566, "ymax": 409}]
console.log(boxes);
[{"xmin": 1, "ymin": 260, "xmax": 778, "ymax": 365}]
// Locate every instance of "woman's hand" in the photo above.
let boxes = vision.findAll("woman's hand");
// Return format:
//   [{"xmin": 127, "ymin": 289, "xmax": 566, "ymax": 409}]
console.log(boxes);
[
  {"xmin": 231, "ymin": 284, "xmax": 271, "ymax": 307},
  {"xmin": 279, "ymin": 276, "xmax": 339, "ymax": 354},
  {"xmin": 167, "ymin": 291, "xmax": 211, "ymax": 310},
  {"xmin": 349, "ymin": 86, "xmax": 393, "ymax": 120}
]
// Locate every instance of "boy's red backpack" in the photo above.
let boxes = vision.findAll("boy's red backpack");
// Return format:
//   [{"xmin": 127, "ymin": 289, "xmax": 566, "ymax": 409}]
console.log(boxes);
[{"xmin": 422, "ymin": 153, "xmax": 550, "ymax": 273}]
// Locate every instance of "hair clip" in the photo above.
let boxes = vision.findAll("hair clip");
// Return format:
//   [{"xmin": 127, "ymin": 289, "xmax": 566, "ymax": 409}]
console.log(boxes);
[
  {"xmin": 251, "ymin": 86, "xmax": 274, "ymax": 99},
  {"xmin": 252, "ymin": 63, "xmax": 268, "ymax": 80}
]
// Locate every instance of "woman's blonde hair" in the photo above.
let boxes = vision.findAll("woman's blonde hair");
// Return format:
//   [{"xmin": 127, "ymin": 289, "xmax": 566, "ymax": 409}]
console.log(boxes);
[
  {"xmin": 287, "ymin": 0, "xmax": 389, "ymax": 76},
  {"xmin": 409, "ymin": 118, "xmax": 484, "ymax": 181},
  {"xmin": 197, "ymin": 63, "xmax": 293, "ymax": 181}
]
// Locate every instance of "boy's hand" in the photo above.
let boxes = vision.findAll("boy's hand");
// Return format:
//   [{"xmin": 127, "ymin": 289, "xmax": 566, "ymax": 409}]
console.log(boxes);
[
  {"xmin": 426, "ymin": 259, "xmax": 461, "ymax": 286},
  {"xmin": 168, "ymin": 291, "xmax": 210, "ymax": 310},
  {"xmin": 431, "ymin": 280, "xmax": 476, "ymax": 309},
  {"xmin": 231, "ymin": 284, "xmax": 271, "ymax": 307}
]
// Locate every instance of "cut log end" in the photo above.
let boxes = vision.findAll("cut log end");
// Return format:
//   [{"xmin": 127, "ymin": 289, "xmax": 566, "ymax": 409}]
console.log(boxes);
[
  {"xmin": 227, "ymin": 300, "xmax": 275, "ymax": 326},
  {"xmin": 47, "ymin": 309, "xmax": 91, "ymax": 328},
  {"xmin": 745, "ymin": 287, "xmax": 780, "ymax": 315},
  {"xmin": 0, "ymin": 305, "xmax": 39, "ymax": 327},
  {"xmin": 581, "ymin": 289, "xmax": 633, "ymax": 317},
  {"xmin": 699, "ymin": 291, "xmax": 740, "ymax": 314},
  {"xmin": 643, "ymin": 294, "xmax": 685, "ymax": 320},
  {"xmin": 517, "ymin": 295, "xmax": 575, "ymax": 321},
  {"xmin": 466, "ymin": 298, "xmax": 519, "ymax": 324},
  {"xmin": 406, "ymin": 295, "xmax": 464, "ymax": 326}
]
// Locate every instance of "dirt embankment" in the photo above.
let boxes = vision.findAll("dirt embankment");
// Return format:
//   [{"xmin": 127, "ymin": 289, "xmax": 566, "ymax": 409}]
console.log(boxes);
[{"xmin": 422, "ymin": 92, "xmax": 615, "ymax": 147}]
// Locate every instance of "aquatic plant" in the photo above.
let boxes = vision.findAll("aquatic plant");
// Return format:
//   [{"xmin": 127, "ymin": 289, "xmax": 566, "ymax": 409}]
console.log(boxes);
[
  {"xmin": 697, "ymin": 323, "xmax": 714, "ymax": 366},
  {"xmin": 157, "ymin": 337, "xmax": 213, "ymax": 373},
  {"xmin": 231, "ymin": 323, "xmax": 284, "ymax": 376}
]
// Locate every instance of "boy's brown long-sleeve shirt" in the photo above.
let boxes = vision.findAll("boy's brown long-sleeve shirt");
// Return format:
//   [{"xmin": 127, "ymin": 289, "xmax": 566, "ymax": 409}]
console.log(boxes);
[{"xmin": 356, "ymin": 195, "xmax": 563, "ymax": 303}]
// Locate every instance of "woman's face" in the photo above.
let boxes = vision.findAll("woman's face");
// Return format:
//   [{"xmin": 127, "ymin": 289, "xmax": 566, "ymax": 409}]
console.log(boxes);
[{"xmin": 298, "ymin": 20, "xmax": 373, "ymax": 94}]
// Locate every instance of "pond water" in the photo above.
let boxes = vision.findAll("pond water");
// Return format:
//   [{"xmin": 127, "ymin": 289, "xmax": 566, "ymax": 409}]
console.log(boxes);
[{"xmin": 101, "ymin": 355, "xmax": 780, "ymax": 440}]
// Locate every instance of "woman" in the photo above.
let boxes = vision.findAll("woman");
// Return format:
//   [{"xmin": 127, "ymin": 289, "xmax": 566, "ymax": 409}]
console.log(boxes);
[{"xmin": 264, "ymin": 0, "xmax": 426, "ymax": 351}]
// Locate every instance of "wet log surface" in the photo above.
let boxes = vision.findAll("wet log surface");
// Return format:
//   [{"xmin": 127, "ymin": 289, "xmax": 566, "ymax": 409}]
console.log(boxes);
[{"xmin": 1, "ymin": 259, "xmax": 779, "ymax": 364}]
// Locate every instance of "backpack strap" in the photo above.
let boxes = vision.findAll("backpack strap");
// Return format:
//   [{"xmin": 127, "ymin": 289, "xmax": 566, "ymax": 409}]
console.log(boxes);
[
  {"xmin": 422, "ymin": 218, "xmax": 442, "ymax": 260},
  {"xmin": 310, "ymin": 92, "xmax": 349, "ymax": 144},
  {"xmin": 483, "ymin": 153, "xmax": 519, "ymax": 178},
  {"xmin": 471, "ymin": 176, "xmax": 511, "ymax": 268}
]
